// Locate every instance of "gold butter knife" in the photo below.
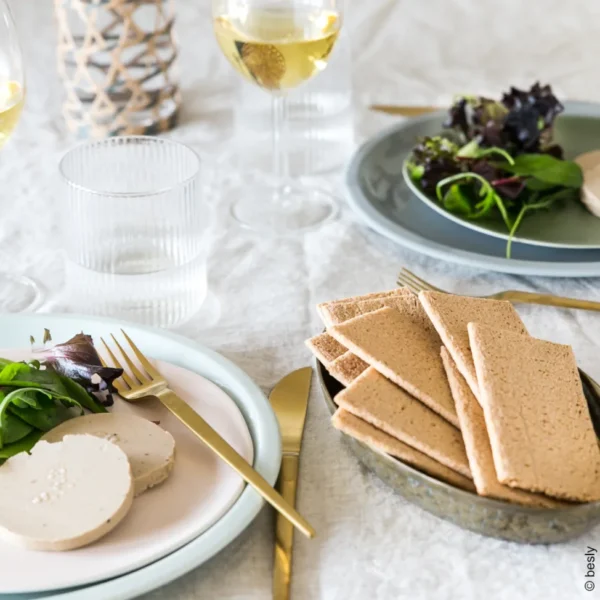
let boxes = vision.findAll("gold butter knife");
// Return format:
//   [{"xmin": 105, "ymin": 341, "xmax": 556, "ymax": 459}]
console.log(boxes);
[
  {"xmin": 369, "ymin": 104, "xmax": 441, "ymax": 117},
  {"xmin": 270, "ymin": 367, "xmax": 313, "ymax": 600},
  {"xmin": 101, "ymin": 332, "xmax": 316, "ymax": 539}
]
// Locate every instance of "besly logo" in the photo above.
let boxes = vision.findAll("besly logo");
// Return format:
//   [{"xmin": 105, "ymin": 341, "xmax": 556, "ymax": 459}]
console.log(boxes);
[{"xmin": 585, "ymin": 546, "xmax": 597, "ymax": 592}]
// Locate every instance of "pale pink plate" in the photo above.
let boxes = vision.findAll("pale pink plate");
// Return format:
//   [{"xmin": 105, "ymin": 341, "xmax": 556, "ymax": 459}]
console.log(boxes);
[{"xmin": 0, "ymin": 351, "xmax": 254, "ymax": 594}]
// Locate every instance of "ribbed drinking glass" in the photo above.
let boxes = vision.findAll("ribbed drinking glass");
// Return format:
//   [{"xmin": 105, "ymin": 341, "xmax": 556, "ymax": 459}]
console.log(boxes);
[{"xmin": 59, "ymin": 136, "xmax": 208, "ymax": 328}]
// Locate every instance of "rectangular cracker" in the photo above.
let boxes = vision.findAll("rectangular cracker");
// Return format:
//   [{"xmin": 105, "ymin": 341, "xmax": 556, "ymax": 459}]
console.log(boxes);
[
  {"xmin": 468, "ymin": 322, "xmax": 600, "ymax": 502},
  {"xmin": 305, "ymin": 335, "xmax": 367, "ymax": 387},
  {"xmin": 319, "ymin": 288, "xmax": 414, "ymax": 326},
  {"xmin": 332, "ymin": 408, "xmax": 475, "ymax": 492},
  {"xmin": 440, "ymin": 347, "xmax": 564, "ymax": 508},
  {"xmin": 335, "ymin": 367, "xmax": 470, "ymax": 477},
  {"xmin": 329, "ymin": 306, "xmax": 459, "ymax": 427},
  {"xmin": 328, "ymin": 352, "xmax": 369, "ymax": 386},
  {"xmin": 305, "ymin": 333, "xmax": 347, "ymax": 365},
  {"xmin": 419, "ymin": 291, "xmax": 527, "ymax": 399}
]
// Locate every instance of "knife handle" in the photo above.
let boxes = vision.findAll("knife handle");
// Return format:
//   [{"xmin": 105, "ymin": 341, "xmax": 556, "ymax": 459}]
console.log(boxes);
[
  {"xmin": 273, "ymin": 455, "xmax": 299, "ymax": 600},
  {"xmin": 158, "ymin": 390, "xmax": 315, "ymax": 539}
]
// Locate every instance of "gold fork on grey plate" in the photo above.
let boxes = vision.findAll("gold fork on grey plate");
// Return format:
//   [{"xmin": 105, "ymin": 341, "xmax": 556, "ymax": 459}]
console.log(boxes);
[
  {"xmin": 397, "ymin": 268, "xmax": 600, "ymax": 312},
  {"xmin": 101, "ymin": 330, "xmax": 316, "ymax": 539}
]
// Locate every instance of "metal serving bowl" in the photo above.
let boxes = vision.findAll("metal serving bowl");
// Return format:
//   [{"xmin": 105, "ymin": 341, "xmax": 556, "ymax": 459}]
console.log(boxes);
[{"xmin": 316, "ymin": 359, "xmax": 600, "ymax": 544}]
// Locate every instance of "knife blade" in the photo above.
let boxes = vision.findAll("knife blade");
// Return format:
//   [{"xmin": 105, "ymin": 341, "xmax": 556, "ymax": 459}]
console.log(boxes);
[{"xmin": 269, "ymin": 367, "xmax": 313, "ymax": 600}]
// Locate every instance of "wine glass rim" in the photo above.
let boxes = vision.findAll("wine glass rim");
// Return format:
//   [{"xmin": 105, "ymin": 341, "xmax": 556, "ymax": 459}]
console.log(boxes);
[{"xmin": 58, "ymin": 135, "xmax": 202, "ymax": 198}]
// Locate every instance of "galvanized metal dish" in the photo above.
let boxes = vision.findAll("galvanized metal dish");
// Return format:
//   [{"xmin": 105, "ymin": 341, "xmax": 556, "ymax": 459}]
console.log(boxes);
[{"xmin": 316, "ymin": 358, "xmax": 600, "ymax": 544}]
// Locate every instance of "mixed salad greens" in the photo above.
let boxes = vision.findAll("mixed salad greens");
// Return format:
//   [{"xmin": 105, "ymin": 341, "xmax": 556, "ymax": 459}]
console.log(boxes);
[
  {"xmin": 0, "ymin": 333, "xmax": 122, "ymax": 462},
  {"xmin": 406, "ymin": 83, "xmax": 584, "ymax": 257}
]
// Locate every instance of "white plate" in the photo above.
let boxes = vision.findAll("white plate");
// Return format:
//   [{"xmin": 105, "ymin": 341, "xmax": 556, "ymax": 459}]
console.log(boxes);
[
  {"xmin": 0, "ymin": 353, "xmax": 253, "ymax": 594},
  {"xmin": 0, "ymin": 314, "xmax": 281, "ymax": 598}
]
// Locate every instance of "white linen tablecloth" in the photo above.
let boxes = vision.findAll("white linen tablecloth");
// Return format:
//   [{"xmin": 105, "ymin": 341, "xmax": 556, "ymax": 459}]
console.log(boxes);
[{"xmin": 6, "ymin": 0, "xmax": 600, "ymax": 598}]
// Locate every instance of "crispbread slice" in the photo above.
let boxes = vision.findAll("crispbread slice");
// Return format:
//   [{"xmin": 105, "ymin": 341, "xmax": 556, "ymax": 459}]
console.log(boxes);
[
  {"xmin": 329, "ymin": 307, "xmax": 459, "ymax": 427},
  {"xmin": 468, "ymin": 322, "xmax": 600, "ymax": 502},
  {"xmin": 419, "ymin": 291, "xmax": 527, "ymax": 400},
  {"xmin": 332, "ymin": 408, "xmax": 475, "ymax": 492},
  {"xmin": 335, "ymin": 367, "xmax": 470, "ymax": 477},
  {"xmin": 319, "ymin": 288, "xmax": 414, "ymax": 326},
  {"xmin": 440, "ymin": 347, "xmax": 564, "ymax": 508},
  {"xmin": 317, "ymin": 290, "xmax": 401, "ymax": 325},
  {"xmin": 328, "ymin": 352, "xmax": 368, "ymax": 386},
  {"xmin": 305, "ymin": 333, "xmax": 347, "ymax": 365},
  {"xmin": 305, "ymin": 334, "xmax": 367, "ymax": 388}
]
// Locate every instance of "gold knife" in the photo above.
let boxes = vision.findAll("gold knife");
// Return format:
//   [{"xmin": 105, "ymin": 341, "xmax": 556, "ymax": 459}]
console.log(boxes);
[
  {"xmin": 270, "ymin": 367, "xmax": 313, "ymax": 600},
  {"xmin": 369, "ymin": 104, "xmax": 441, "ymax": 117}
]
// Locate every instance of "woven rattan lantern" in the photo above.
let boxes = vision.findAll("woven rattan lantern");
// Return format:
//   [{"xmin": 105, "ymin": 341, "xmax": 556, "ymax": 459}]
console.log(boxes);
[{"xmin": 55, "ymin": 0, "xmax": 180, "ymax": 138}]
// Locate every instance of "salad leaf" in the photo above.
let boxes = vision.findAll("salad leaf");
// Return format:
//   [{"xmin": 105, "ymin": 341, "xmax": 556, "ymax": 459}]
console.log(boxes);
[
  {"xmin": 40, "ymin": 333, "xmax": 123, "ymax": 402},
  {"xmin": 57, "ymin": 373, "xmax": 107, "ymax": 413},
  {"xmin": 497, "ymin": 154, "xmax": 583, "ymax": 188},
  {"xmin": 406, "ymin": 136, "xmax": 462, "ymax": 194},
  {"xmin": 3, "ymin": 413, "xmax": 34, "ymax": 444},
  {"xmin": 0, "ymin": 359, "xmax": 107, "ymax": 413},
  {"xmin": 0, "ymin": 332, "xmax": 120, "ymax": 462},
  {"xmin": 0, "ymin": 388, "xmax": 46, "ymax": 448},
  {"xmin": 0, "ymin": 430, "xmax": 42, "ymax": 461},
  {"xmin": 8, "ymin": 391, "xmax": 83, "ymax": 432},
  {"xmin": 441, "ymin": 184, "xmax": 473, "ymax": 215},
  {"xmin": 444, "ymin": 83, "xmax": 564, "ymax": 156},
  {"xmin": 406, "ymin": 83, "xmax": 582, "ymax": 259}
]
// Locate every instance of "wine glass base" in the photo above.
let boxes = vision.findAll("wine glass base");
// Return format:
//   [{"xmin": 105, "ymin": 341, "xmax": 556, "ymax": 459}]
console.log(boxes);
[
  {"xmin": 229, "ymin": 182, "xmax": 338, "ymax": 234},
  {"xmin": 0, "ymin": 272, "xmax": 43, "ymax": 312}
]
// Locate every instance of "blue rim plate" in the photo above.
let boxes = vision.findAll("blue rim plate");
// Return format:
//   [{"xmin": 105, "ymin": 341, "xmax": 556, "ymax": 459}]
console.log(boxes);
[
  {"xmin": 346, "ymin": 101, "xmax": 600, "ymax": 277},
  {"xmin": 0, "ymin": 313, "xmax": 281, "ymax": 600}
]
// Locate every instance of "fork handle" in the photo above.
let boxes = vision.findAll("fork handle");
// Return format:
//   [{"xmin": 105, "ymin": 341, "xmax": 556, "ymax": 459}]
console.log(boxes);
[
  {"xmin": 496, "ymin": 291, "xmax": 600, "ymax": 312},
  {"xmin": 273, "ymin": 455, "xmax": 299, "ymax": 600},
  {"xmin": 157, "ymin": 390, "xmax": 315, "ymax": 539}
]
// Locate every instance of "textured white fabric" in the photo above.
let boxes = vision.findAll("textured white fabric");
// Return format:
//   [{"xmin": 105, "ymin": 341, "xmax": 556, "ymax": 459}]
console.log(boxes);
[{"xmin": 6, "ymin": 0, "xmax": 600, "ymax": 598}]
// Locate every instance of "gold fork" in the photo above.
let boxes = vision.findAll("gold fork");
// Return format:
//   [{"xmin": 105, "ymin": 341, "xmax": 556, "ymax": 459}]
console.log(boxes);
[
  {"xmin": 101, "ymin": 330, "xmax": 316, "ymax": 539},
  {"xmin": 397, "ymin": 268, "xmax": 600, "ymax": 312}
]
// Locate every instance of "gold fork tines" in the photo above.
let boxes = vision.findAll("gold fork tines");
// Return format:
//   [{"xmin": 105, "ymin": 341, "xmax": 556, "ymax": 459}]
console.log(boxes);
[
  {"xmin": 102, "ymin": 330, "xmax": 316, "ymax": 539},
  {"xmin": 397, "ymin": 268, "xmax": 440, "ymax": 295},
  {"xmin": 101, "ymin": 330, "xmax": 164, "ymax": 399},
  {"xmin": 397, "ymin": 267, "xmax": 600, "ymax": 312}
]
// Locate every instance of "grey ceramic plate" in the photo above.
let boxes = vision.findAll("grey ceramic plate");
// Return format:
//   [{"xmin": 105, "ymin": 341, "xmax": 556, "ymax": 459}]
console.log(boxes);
[
  {"xmin": 317, "ymin": 359, "xmax": 600, "ymax": 544},
  {"xmin": 346, "ymin": 101, "xmax": 600, "ymax": 277},
  {"xmin": 403, "ymin": 109, "xmax": 600, "ymax": 249}
]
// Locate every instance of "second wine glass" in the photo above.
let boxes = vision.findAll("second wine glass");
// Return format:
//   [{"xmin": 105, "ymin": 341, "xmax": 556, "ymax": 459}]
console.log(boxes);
[
  {"xmin": 0, "ymin": 0, "xmax": 44, "ymax": 311},
  {"xmin": 213, "ymin": 0, "xmax": 343, "ymax": 233}
]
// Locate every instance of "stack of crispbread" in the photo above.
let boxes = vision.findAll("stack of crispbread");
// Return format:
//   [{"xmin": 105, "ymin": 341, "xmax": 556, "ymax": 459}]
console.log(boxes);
[{"xmin": 306, "ymin": 288, "xmax": 600, "ymax": 506}]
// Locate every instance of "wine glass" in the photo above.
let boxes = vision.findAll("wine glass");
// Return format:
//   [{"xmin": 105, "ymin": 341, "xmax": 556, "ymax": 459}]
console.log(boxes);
[
  {"xmin": 0, "ymin": 0, "xmax": 42, "ymax": 311},
  {"xmin": 213, "ymin": 0, "xmax": 343, "ymax": 233}
]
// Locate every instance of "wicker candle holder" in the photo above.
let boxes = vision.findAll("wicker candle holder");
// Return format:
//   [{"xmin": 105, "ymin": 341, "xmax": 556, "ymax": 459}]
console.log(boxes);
[{"xmin": 55, "ymin": 0, "xmax": 181, "ymax": 138}]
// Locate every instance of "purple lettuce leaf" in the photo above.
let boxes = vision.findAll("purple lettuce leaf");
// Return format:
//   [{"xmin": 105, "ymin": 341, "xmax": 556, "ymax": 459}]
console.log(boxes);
[{"xmin": 38, "ymin": 333, "xmax": 123, "ymax": 405}]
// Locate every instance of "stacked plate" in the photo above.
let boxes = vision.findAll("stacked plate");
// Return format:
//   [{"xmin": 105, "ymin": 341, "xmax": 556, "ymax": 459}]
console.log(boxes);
[
  {"xmin": 346, "ymin": 101, "xmax": 600, "ymax": 277},
  {"xmin": 0, "ymin": 314, "xmax": 281, "ymax": 600}
]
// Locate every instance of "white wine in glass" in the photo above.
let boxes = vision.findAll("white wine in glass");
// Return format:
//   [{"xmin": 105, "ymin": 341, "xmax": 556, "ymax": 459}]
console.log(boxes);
[
  {"xmin": 0, "ymin": 80, "xmax": 24, "ymax": 147},
  {"xmin": 214, "ymin": 7, "xmax": 340, "ymax": 91},
  {"xmin": 213, "ymin": 1, "xmax": 343, "ymax": 233},
  {"xmin": 0, "ymin": 0, "xmax": 43, "ymax": 311}
]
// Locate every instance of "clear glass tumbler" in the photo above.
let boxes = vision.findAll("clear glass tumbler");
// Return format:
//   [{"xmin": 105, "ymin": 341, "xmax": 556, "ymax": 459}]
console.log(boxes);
[{"xmin": 59, "ymin": 136, "xmax": 209, "ymax": 329}]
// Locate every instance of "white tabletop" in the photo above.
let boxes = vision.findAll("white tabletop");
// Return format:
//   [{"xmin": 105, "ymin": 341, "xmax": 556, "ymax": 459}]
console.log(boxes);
[{"xmin": 6, "ymin": 0, "xmax": 600, "ymax": 598}]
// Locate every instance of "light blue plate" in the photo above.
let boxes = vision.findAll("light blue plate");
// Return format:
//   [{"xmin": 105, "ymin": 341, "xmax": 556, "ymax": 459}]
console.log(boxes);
[
  {"xmin": 0, "ymin": 313, "xmax": 281, "ymax": 600},
  {"xmin": 346, "ymin": 101, "xmax": 600, "ymax": 277}
]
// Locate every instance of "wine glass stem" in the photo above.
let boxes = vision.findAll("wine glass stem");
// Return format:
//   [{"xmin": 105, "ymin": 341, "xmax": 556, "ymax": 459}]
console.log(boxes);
[{"xmin": 271, "ymin": 93, "xmax": 289, "ymax": 187}]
